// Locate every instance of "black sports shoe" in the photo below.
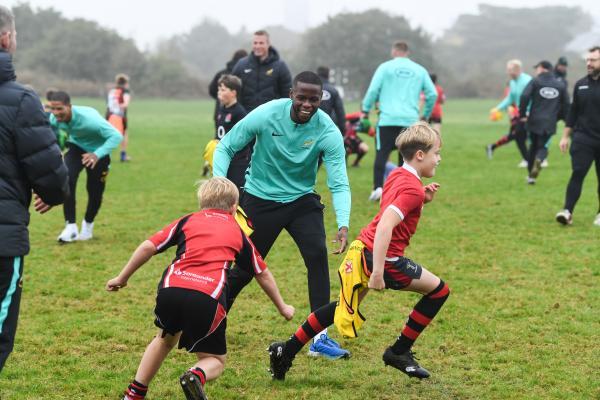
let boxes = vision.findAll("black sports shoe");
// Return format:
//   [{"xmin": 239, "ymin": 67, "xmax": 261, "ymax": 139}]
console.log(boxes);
[
  {"xmin": 530, "ymin": 158, "xmax": 542, "ymax": 179},
  {"xmin": 382, "ymin": 347, "xmax": 430, "ymax": 379},
  {"xmin": 179, "ymin": 370, "xmax": 208, "ymax": 400},
  {"xmin": 268, "ymin": 341, "xmax": 293, "ymax": 381}
]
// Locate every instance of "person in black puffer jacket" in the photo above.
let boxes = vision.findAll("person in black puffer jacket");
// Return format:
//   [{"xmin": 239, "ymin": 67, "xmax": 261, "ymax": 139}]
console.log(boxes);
[
  {"xmin": 231, "ymin": 30, "xmax": 292, "ymax": 112},
  {"xmin": 0, "ymin": 5, "xmax": 69, "ymax": 373}
]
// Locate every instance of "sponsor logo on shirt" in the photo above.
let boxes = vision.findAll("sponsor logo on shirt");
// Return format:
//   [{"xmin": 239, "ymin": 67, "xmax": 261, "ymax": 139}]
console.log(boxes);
[
  {"xmin": 539, "ymin": 87, "xmax": 559, "ymax": 99},
  {"xmin": 266, "ymin": 68, "xmax": 274, "ymax": 76},
  {"xmin": 272, "ymin": 131, "xmax": 284, "ymax": 136},
  {"xmin": 578, "ymin": 85, "xmax": 589, "ymax": 90},
  {"xmin": 225, "ymin": 113, "xmax": 232, "ymax": 123},
  {"xmin": 173, "ymin": 269, "xmax": 215, "ymax": 283},
  {"xmin": 394, "ymin": 68, "xmax": 415, "ymax": 79},
  {"xmin": 302, "ymin": 139, "xmax": 314, "ymax": 148},
  {"xmin": 322, "ymin": 90, "xmax": 332, "ymax": 101},
  {"xmin": 244, "ymin": 69, "xmax": 252, "ymax": 73}
]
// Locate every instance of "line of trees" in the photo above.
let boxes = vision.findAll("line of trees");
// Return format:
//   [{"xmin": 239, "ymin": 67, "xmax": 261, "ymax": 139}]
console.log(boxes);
[{"xmin": 10, "ymin": 3, "xmax": 595, "ymax": 99}]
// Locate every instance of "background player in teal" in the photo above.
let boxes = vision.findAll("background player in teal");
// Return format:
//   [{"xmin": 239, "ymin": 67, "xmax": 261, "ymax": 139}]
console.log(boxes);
[
  {"xmin": 49, "ymin": 91, "xmax": 122, "ymax": 243},
  {"xmin": 213, "ymin": 71, "xmax": 352, "ymax": 359},
  {"xmin": 361, "ymin": 41, "xmax": 437, "ymax": 201},
  {"xmin": 487, "ymin": 59, "xmax": 532, "ymax": 165}
]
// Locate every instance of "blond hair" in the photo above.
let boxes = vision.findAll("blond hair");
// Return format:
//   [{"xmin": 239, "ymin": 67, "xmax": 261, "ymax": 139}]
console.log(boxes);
[
  {"xmin": 506, "ymin": 59, "xmax": 522, "ymax": 69},
  {"xmin": 395, "ymin": 122, "xmax": 441, "ymax": 160},
  {"xmin": 197, "ymin": 177, "xmax": 239, "ymax": 211}
]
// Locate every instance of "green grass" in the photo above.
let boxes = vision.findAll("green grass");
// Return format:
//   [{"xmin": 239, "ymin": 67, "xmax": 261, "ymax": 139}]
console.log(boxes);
[{"xmin": 0, "ymin": 98, "xmax": 598, "ymax": 399}]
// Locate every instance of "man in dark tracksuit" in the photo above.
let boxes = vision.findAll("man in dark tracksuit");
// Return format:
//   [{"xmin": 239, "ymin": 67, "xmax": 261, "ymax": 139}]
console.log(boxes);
[
  {"xmin": 556, "ymin": 46, "xmax": 600, "ymax": 226},
  {"xmin": 0, "ymin": 6, "xmax": 69, "ymax": 372},
  {"xmin": 317, "ymin": 66, "xmax": 346, "ymax": 134},
  {"xmin": 519, "ymin": 60, "xmax": 569, "ymax": 184},
  {"xmin": 231, "ymin": 30, "xmax": 292, "ymax": 112}
]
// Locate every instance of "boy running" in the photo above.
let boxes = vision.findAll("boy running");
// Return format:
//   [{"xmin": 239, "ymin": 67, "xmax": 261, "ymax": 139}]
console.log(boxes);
[
  {"xmin": 107, "ymin": 177, "xmax": 294, "ymax": 400},
  {"xmin": 268, "ymin": 122, "xmax": 450, "ymax": 380}
]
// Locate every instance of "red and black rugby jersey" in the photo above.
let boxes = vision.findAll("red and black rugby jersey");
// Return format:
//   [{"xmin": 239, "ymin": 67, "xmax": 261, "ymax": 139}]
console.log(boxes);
[
  {"xmin": 148, "ymin": 209, "xmax": 266, "ymax": 299},
  {"xmin": 358, "ymin": 165, "xmax": 425, "ymax": 258}
]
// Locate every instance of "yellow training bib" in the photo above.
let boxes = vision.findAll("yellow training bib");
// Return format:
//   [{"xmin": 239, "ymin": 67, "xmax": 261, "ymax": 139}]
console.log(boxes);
[{"xmin": 334, "ymin": 240, "xmax": 370, "ymax": 338}]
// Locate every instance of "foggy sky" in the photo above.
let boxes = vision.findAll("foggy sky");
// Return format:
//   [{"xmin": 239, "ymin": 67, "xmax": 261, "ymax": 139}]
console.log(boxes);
[{"xmin": 5, "ymin": 0, "xmax": 600, "ymax": 49}]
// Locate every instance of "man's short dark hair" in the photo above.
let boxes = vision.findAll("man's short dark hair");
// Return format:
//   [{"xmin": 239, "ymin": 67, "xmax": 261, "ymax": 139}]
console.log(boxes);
[
  {"xmin": 429, "ymin": 73, "xmax": 437, "ymax": 84},
  {"xmin": 218, "ymin": 74, "xmax": 242, "ymax": 98},
  {"xmin": 45, "ymin": 87, "xmax": 58, "ymax": 102},
  {"xmin": 316, "ymin": 66, "xmax": 329, "ymax": 79},
  {"xmin": 48, "ymin": 90, "xmax": 71, "ymax": 105},
  {"xmin": 392, "ymin": 41, "xmax": 409, "ymax": 53},
  {"xmin": 254, "ymin": 30, "xmax": 269, "ymax": 39},
  {"xmin": 292, "ymin": 71, "xmax": 323, "ymax": 89},
  {"xmin": 589, "ymin": 46, "xmax": 600, "ymax": 53}
]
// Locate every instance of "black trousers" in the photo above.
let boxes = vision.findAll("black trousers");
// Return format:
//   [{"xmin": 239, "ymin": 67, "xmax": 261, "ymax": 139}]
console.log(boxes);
[
  {"xmin": 527, "ymin": 133, "xmax": 552, "ymax": 173},
  {"xmin": 563, "ymin": 140, "xmax": 600, "ymax": 213},
  {"xmin": 227, "ymin": 192, "xmax": 330, "ymax": 312},
  {"xmin": 374, "ymin": 126, "xmax": 405, "ymax": 189},
  {"xmin": 63, "ymin": 144, "xmax": 111, "ymax": 223},
  {"xmin": 0, "ymin": 256, "xmax": 24, "ymax": 373},
  {"xmin": 510, "ymin": 119, "xmax": 529, "ymax": 160}
]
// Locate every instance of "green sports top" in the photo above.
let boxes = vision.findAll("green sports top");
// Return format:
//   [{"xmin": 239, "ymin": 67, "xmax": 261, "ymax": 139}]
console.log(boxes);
[
  {"xmin": 496, "ymin": 73, "xmax": 533, "ymax": 111},
  {"xmin": 49, "ymin": 105, "xmax": 122, "ymax": 159},
  {"xmin": 213, "ymin": 99, "xmax": 351, "ymax": 229},
  {"xmin": 362, "ymin": 57, "xmax": 438, "ymax": 127}
]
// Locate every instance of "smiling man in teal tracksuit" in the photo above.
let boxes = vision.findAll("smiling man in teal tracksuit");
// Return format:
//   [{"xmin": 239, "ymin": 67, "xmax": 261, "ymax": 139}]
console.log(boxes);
[
  {"xmin": 213, "ymin": 71, "xmax": 352, "ymax": 360},
  {"xmin": 362, "ymin": 41, "xmax": 437, "ymax": 201}
]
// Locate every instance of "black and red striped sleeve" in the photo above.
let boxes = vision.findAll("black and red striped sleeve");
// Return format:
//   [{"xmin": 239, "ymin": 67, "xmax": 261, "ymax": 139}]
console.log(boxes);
[
  {"xmin": 148, "ymin": 215, "xmax": 189, "ymax": 253},
  {"xmin": 235, "ymin": 231, "xmax": 267, "ymax": 275}
]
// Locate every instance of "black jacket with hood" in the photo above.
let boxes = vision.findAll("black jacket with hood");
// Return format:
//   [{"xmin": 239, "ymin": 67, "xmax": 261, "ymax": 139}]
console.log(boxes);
[{"xmin": 0, "ymin": 50, "xmax": 69, "ymax": 257}]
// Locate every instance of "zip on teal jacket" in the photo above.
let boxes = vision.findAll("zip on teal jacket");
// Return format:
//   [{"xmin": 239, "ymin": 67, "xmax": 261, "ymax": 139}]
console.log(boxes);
[
  {"xmin": 49, "ymin": 105, "xmax": 122, "ymax": 159},
  {"xmin": 362, "ymin": 57, "xmax": 437, "ymax": 127},
  {"xmin": 495, "ymin": 73, "xmax": 532, "ymax": 111},
  {"xmin": 213, "ymin": 98, "xmax": 351, "ymax": 229}
]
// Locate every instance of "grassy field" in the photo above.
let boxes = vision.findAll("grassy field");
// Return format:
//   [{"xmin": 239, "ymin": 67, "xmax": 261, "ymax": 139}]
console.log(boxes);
[{"xmin": 0, "ymin": 98, "xmax": 598, "ymax": 399}]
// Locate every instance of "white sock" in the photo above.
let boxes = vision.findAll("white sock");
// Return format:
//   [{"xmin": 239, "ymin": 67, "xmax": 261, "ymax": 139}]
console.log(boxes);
[{"xmin": 313, "ymin": 328, "xmax": 328, "ymax": 342}]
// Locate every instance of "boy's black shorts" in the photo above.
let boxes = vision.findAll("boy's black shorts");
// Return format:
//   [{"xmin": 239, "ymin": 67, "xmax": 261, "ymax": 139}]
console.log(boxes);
[
  {"xmin": 154, "ymin": 287, "xmax": 227, "ymax": 355},
  {"xmin": 428, "ymin": 116, "xmax": 442, "ymax": 124},
  {"xmin": 363, "ymin": 248, "xmax": 423, "ymax": 290}
]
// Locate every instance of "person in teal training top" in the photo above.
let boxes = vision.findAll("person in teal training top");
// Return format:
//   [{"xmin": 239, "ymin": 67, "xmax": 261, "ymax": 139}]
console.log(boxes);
[
  {"xmin": 487, "ymin": 59, "xmax": 533, "ymax": 166},
  {"xmin": 48, "ymin": 90, "xmax": 122, "ymax": 243},
  {"xmin": 361, "ymin": 41, "xmax": 437, "ymax": 201},
  {"xmin": 213, "ymin": 71, "xmax": 352, "ymax": 359}
]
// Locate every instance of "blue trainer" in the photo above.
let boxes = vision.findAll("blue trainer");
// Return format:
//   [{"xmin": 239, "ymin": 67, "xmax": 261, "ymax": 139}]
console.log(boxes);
[{"xmin": 307, "ymin": 334, "xmax": 350, "ymax": 359}]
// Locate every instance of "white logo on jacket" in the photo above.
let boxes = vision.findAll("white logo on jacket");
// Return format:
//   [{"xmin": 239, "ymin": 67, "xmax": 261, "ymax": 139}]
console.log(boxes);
[
  {"xmin": 539, "ymin": 87, "xmax": 559, "ymax": 99},
  {"xmin": 321, "ymin": 90, "xmax": 332, "ymax": 101}
]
